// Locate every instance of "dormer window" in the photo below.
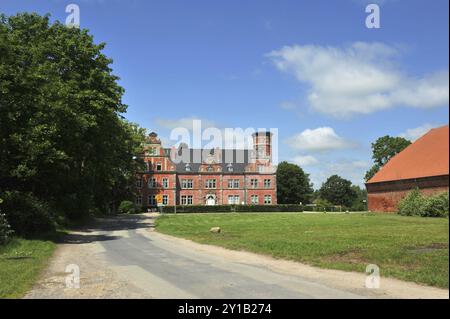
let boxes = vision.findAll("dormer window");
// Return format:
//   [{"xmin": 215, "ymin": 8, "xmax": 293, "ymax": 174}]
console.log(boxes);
[
  {"xmin": 207, "ymin": 165, "xmax": 213, "ymax": 172},
  {"xmin": 227, "ymin": 163, "xmax": 233, "ymax": 172},
  {"xmin": 185, "ymin": 164, "xmax": 191, "ymax": 172}
]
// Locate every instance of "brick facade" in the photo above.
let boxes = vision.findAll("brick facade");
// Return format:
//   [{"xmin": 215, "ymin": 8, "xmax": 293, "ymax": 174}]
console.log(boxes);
[
  {"xmin": 366, "ymin": 175, "xmax": 449, "ymax": 212},
  {"xmin": 136, "ymin": 132, "xmax": 277, "ymax": 207}
]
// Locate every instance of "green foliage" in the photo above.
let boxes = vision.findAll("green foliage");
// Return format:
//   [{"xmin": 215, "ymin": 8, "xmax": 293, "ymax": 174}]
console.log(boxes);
[
  {"xmin": 0, "ymin": 199, "xmax": 14, "ymax": 245},
  {"xmin": 276, "ymin": 161, "xmax": 314, "ymax": 204},
  {"xmin": 159, "ymin": 204, "xmax": 304, "ymax": 214},
  {"xmin": 319, "ymin": 175, "xmax": 357, "ymax": 207},
  {"xmin": 1, "ymin": 191, "xmax": 55, "ymax": 236},
  {"xmin": 350, "ymin": 185, "xmax": 368, "ymax": 211},
  {"xmin": 365, "ymin": 136, "xmax": 411, "ymax": 181},
  {"xmin": 364, "ymin": 164, "xmax": 380, "ymax": 182},
  {"xmin": 0, "ymin": 13, "xmax": 146, "ymax": 221},
  {"xmin": 398, "ymin": 190, "xmax": 449, "ymax": 218},
  {"xmin": 118, "ymin": 200, "xmax": 137, "ymax": 214},
  {"xmin": 371, "ymin": 136, "xmax": 412, "ymax": 166}
]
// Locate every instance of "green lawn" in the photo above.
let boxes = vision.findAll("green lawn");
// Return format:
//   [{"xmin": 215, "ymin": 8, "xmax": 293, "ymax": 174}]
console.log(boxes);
[
  {"xmin": 156, "ymin": 213, "xmax": 449, "ymax": 288},
  {"xmin": 0, "ymin": 237, "xmax": 56, "ymax": 298}
]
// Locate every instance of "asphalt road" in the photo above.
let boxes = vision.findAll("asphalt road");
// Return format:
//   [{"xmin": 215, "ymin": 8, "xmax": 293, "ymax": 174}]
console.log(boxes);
[{"xmin": 25, "ymin": 214, "xmax": 448, "ymax": 299}]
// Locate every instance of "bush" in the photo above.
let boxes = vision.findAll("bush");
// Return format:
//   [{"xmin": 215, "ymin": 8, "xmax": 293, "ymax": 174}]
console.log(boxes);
[
  {"xmin": 422, "ymin": 192, "xmax": 449, "ymax": 217},
  {"xmin": 118, "ymin": 200, "xmax": 137, "ymax": 214},
  {"xmin": 398, "ymin": 189, "xmax": 449, "ymax": 218},
  {"xmin": 0, "ymin": 199, "xmax": 14, "ymax": 245},
  {"xmin": 398, "ymin": 189, "xmax": 424, "ymax": 216},
  {"xmin": 148, "ymin": 204, "xmax": 304, "ymax": 214},
  {"xmin": 1, "ymin": 191, "xmax": 55, "ymax": 236}
]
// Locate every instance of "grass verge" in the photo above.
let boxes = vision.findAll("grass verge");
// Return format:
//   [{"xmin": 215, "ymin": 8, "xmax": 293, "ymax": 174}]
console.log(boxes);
[
  {"xmin": 0, "ymin": 232, "xmax": 61, "ymax": 298},
  {"xmin": 156, "ymin": 213, "xmax": 449, "ymax": 288}
]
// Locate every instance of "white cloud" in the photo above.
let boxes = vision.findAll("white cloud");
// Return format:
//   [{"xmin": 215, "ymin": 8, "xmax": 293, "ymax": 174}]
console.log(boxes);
[
  {"xmin": 267, "ymin": 42, "xmax": 449, "ymax": 118},
  {"xmin": 291, "ymin": 155, "xmax": 319, "ymax": 166},
  {"xmin": 311, "ymin": 159, "xmax": 371, "ymax": 188},
  {"xmin": 286, "ymin": 127, "xmax": 355, "ymax": 152},
  {"xmin": 399, "ymin": 123, "xmax": 437, "ymax": 141}
]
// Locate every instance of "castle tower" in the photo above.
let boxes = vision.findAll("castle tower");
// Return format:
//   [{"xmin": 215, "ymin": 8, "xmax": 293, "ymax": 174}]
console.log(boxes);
[{"xmin": 252, "ymin": 131, "xmax": 272, "ymax": 163}]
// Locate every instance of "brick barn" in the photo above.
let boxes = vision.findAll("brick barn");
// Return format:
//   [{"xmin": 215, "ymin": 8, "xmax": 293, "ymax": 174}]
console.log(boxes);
[
  {"xmin": 366, "ymin": 125, "xmax": 449, "ymax": 212},
  {"xmin": 135, "ymin": 132, "xmax": 277, "ymax": 208}
]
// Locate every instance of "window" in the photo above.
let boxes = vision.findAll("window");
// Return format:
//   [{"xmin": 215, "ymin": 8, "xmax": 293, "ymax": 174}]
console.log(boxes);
[
  {"xmin": 162, "ymin": 178, "xmax": 168, "ymax": 188},
  {"xmin": 182, "ymin": 179, "xmax": 193, "ymax": 189},
  {"xmin": 185, "ymin": 164, "xmax": 191, "ymax": 171},
  {"xmin": 257, "ymin": 165, "xmax": 264, "ymax": 173},
  {"xmin": 146, "ymin": 162, "xmax": 152, "ymax": 172},
  {"xmin": 227, "ymin": 164, "xmax": 233, "ymax": 172},
  {"xmin": 250, "ymin": 179, "xmax": 258, "ymax": 188},
  {"xmin": 228, "ymin": 179, "xmax": 240, "ymax": 189},
  {"xmin": 136, "ymin": 178, "xmax": 142, "ymax": 188},
  {"xmin": 207, "ymin": 165, "xmax": 213, "ymax": 172},
  {"xmin": 163, "ymin": 195, "xmax": 168, "ymax": 205},
  {"xmin": 264, "ymin": 179, "xmax": 271, "ymax": 188},
  {"xmin": 205, "ymin": 179, "xmax": 216, "ymax": 189},
  {"xmin": 148, "ymin": 195, "xmax": 156, "ymax": 205},
  {"xmin": 251, "ymin": 195, "xmax": 259, "ymax": 205},
  {"xmin": 136, "ymin": 196, "xmax": 142, "ymax": 206},
  {"xmin": 264, "ymin": 195, "xmax": 272, "ymax": 205},
  {"xmin": 148, "ymin": 178, "xmax": 157, "ymax": 188},
  {"xmin": 156, "ymin": 162, "xmax": 162, "ymax": 171},
  {"xmin": 181, "ymin": 195, "xmax": 193, "ymax": 205},
  {"xmin": 228, "ymin": 195, "xmax": 240, "ymax": 205},
  {"xmin": 149, "ymin": 147, "xmax": 157, "ymax": 155}
]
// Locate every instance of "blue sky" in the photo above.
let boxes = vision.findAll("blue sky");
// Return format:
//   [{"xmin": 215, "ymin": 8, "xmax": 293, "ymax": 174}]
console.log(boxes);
[{"xmin": 2, "ymin": 0, "xmax": 449, "ymax": 188}]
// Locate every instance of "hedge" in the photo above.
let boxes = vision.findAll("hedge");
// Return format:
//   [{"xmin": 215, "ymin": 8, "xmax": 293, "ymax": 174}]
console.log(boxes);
[{"xmin": 142, "ymin": 204, "xmax": 304, "ymax": 213}]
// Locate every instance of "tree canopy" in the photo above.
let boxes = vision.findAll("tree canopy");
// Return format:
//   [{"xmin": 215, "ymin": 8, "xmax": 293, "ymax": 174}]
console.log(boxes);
[
  {"xmin": 276, "ymin": 161, "xmax": 313, "ymax": 204},
  {"xmin": 319, "ymin": 175, "xmax": 357, "ymax": 207},
  {"xmin": 0, "ymin": 13, "xmax": 145, "ymax": 220},
  {"xmin": 364, "ymin": 135, "xmax": 411, "ymax": 181}
]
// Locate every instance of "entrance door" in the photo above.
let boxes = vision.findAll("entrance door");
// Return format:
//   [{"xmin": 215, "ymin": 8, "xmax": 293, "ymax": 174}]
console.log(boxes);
[{"xmin": 206, "ymin": 195, "xmax": 216, "ymax": 206}]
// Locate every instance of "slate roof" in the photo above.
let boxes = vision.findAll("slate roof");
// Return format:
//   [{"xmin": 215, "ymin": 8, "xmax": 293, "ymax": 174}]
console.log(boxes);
[{"xmin": 165, "ymin": 148, "xmax": 255, "ymax": 173}]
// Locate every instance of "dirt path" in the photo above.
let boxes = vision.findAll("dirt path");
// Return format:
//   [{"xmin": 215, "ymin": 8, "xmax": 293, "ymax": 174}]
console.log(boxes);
[{"xmin": 25, "ymin": 213, "xmax": 449, "ymax": 299}]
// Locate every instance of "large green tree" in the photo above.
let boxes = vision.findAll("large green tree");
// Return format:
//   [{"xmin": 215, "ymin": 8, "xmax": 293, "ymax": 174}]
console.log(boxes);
[
  {"xmin": 364, "ymin": 136, "xmax": 411, "ymax": 181},
  {"xmin": 319, "ymin": 175, "xmax": 357, "ymax": 207},
  {"xmin": 276, "ymin": 161, "xmax": 313, "ymax": 204},
  {"xmin": 0, "ymin": 13, "xmax": 145, "ymax": 219}
]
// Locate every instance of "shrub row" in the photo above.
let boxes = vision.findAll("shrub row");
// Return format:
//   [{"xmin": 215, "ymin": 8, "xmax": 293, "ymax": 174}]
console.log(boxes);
[
  {"xmin": 143, "ymin": 204, "xmax": 304, "ymax": 214},
  {"xmin": 0, "ymin": 199, "xmax": 14, "ymax": 244},
  {"xmin": 398, "ymin": 190, "xmax": 449, "ymax": 218},
  {"xmin": 0, "ymin": 191, "xmax": 56, "ymax": 237}
]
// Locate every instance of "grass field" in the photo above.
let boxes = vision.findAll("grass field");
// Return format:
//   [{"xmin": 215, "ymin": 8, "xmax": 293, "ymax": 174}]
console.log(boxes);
[
  {"xmin": 0, "ymin": 237, "xmax": 57, "ymax": 298},
  {"xmin": 156, "ymin": 213, "xmax": 449, "ymax": 288}
]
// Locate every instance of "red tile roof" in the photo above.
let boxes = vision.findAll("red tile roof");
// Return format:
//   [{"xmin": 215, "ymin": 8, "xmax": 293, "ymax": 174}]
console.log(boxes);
[{"xmin": 367, "ymin": 125, "xmax": 449, "ymax": 184}]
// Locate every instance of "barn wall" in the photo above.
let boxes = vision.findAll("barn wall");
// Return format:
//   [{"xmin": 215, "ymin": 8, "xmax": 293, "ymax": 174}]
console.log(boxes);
[{"xmin": 366, "ymin": 175, "xmax": 449, "ymax": 212}]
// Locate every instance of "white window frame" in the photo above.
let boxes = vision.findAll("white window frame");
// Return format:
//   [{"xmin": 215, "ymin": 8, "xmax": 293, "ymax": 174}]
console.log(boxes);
[
  {"xmin": 264, "ymin": 179, "xmax": 271, "ymax": 188},
  {"xmin": 162, "ymin": 195, "xmax": 168, "ymax": 205},
  {"xmin": 148, "ymin": 195, "xmax": 156, "ymax": 205},
  {"xmin": 182, "ymin": 179, "xmax": 193, "ymax": 189},
  {"xmin": 136, "ymin": 195, "xmax": 142, "ymax": 206},
  {"xmin": 228, "ymin": 195, "xmax": 240, "ymax": 205},
  {"xmin": 148, "ymin": 178, "xmax": 157, "ymax": 188},
  {"xmin": 264, "ymin": 195, "xmax": 272, "ymax": 205},
  {"xmin": 156, "ymin": 162, "xmax": 162, "ymax": 171},
  {"xmin": 205, "ymin": 179, "xmax": 216, "ymax": 189},
  {"xmin": 136, "ymin": 178, "xmax": 142, "ymax": 188},
  {"xmin": 251, "ymin": 195, "xmax": 258, "ymax": 204},
  {"xmin": 162, "ymin": 178, "xmax": 168, "ymax": 188}
]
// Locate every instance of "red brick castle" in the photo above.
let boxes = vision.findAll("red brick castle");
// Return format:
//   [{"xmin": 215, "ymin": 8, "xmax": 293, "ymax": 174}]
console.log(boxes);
[{"xmin": 136, "ymin": 131, "xmax": 277, "ymax": 207}]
